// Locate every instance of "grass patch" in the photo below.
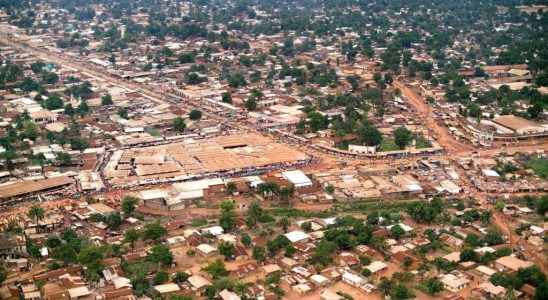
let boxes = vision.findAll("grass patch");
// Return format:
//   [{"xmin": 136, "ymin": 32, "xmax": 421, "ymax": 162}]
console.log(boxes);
[
  {"xmin": 525, "ymin": 158, "xmax": 548, "ymax": 178},
  {"xmin": 415, "ymin": 135, "xmax": 431, "ymax": 149},
  {"xmin": 267, "ymin": 207, "xmax": 335, "ymax": 218},
  {"xmin": 336, "ymin": 200, "xmax": 420, "ymax": 214},
  {"xmin": 146, "ymin": 129, "xmax": 161, "ymax": 137},
  {"xmin": 190, "ymin": 219, "xmax": 208, "ymax": 227},
  {"xmin": 378, "ymin": 138, "xmax": 400, "ymax": 152}
]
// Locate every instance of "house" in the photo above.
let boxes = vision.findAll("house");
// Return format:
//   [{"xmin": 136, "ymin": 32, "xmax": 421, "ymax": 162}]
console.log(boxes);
[
  {"xmin": 495, "ymin": 256, "xmax": 534, "ymax": 272},
  {"xmin": 440, "ymin": 233, "xmax": 465, "ymax": 248},
  {"xmin": 219, "ymin": 289, "xmax": 241, "ymax": 300},
  {"xmin": 166, "ymin": 236, "xmax": 186, "ymax": 247},
  {"xmin": 334, "ymin": 253, "xmax": 360, "ymax": 267},
  {"xmin": 282, "ymin": 170, "xmax": 313, "ymax": 188},
  {"xmin": 342, "ymin": 271, "xmax": 366, "ymax": 287},
  {"xmin": 442, "ymin": 252, "xmax": 462, "ymax": 263},
  {"xmin": 153, "ymin": 283, "xmax": 180, "ymax": 296},
  {"xmin": 88, "ymin": 203, "xmax": 117, "ymax": 217},
  {"xmin": 196, "ymin": 244, "xmax": 218, "ymax": 257},
  {"xmin": 440, "ymin": 271, "xmax": 471, "ymax": 292},
  {"xmin": 186, "ymin": 234, "xmax": 206, "ymax": 247},
  {"xmin": 231, "ymin": 244, "xmax": 248, "ymax": 260},
  {"xmin": 471, "ymin": 282, "xmax": 506, "ymax": 299},
  {"xmin": 233, "ymin": 262, "xmax": 258, "ymax": 278},
  {"xmin": 262, "ymin": 264, "xmax": 282, "ymax": 276},
  {"xmin": 310, "ymin": 274, "xmax": 331, "ymax": 287},
  {"xmin": 284, "ymin": 230, "xmax": 310, "ymax": 243},
  {"xmin": 365, "ymin": 261, "xmax": 388, "ymax": 275},
  {"xmin": 201, "ymin": 226, "xmax": 224, "ymax": 236},
  {"xmin": 475, "ymin": 266, "xmax": 497, "ymax": 279},
  {"xmin": 320, "ymin": 267, "xmax": 345, "ymax": 282},
  {"xmin": 292, "ymin": 283, "xmax": 314, "ymax": 295},
  {"xmin": 320, "ymin": 290, "xmax": 344, "ymax": 300},
  {"xmin": 187, "ymin": 276, "xmax": 211, "ymax": 294}
]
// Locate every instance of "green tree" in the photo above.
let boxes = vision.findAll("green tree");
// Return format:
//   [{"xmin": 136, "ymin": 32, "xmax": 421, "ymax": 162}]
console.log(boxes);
[
  {"xmin": 356, "ymin": 124, "xmax": 382, "ymax": 146},
  {"xmin": 394, "ymin": 127, "xmax": 413, "ymax": 149},
  {"xmin": 78, "ymin": 245, "xmax": 104, "ymax": 282},
  {"xmin": 245, "ymin": 97, "xmax": 257, "ymax": 111},
  {"xmin": 101, "ymin": 93, "xmax": 113, "ymax": 105},
  {"xmin": 284, "ymin": 244, "xmax": 296, "ymax": 257},
  {"xmin": 149, "ymin": 244, "xmax": 173, "ymax": 266},
  {"xmin": 300, "ymin": 221, "xmax": 312, "ymax": 233},
  {"xmin": 44, "ymin": 93, "xmax": 64, "ymax": 110},
  {"xmin": 121, "ymin": 195, "xmax": 139, "ymax": 215},
  {"xmin": 246, "ymin": 202, "xmax": 263, "ymax": 228},
  {"xmin": 226, "ymin": 181, "xmax": 237, "ymax": 194},
  {"xmin": 202, "ymin": 259, "xmax": 228, "ymax": 279},
  {"xmin": 218, "ymin": 241, "xmax": 233, "ymax": 260},
  {"xmin": 22, "ymin": 121, "xmax": 39, "ymax": 140},
  {"xmin": 173, "ymin": 117, "xmax": 186, "ymax": 132},
  {"xmin": 118, "ymin": 107, "xmax": 128, "ymax": 119},
  {"xmin": 142, "ymin": 222, "xmax": 167, "ymax": 242},
  {"xmin": 28, "ymin": 205, "xmax": 45, "ymax": 224},
  {"xmin": 240, "ymin": 233, "xmax": 251, "ymax": 247},
  {"xmin": 45, "ymin": 236, "xmax": 62, "ymax": 248},
  {"xmin": 64, "ymin": 104, "xmax": 75, "ymax": 116},
  {"xmin": 252, "ymin": 246, "xmax": 265, "ymax": 261},
  {"xmin": 153, "ymin": 271, "xmax": 169, "ymax": 285},
  {"xmin": 460, "ymin": 248, "xmax": 478, "ymax": 262},
  {"xmin": 0, "ymin": 265, "xmax": 7, "ymax": 285},
  {"xmin": 173, "ymin": 271, "xmax": 189, "ymax": 283},
  {"xmin": 51, "ymin": 244, "xmax": 77, "ymax": 266},
  {"xmin": 123, "ymin": 228, "xmax": 140, "ymax": 251},
  {"xmin": 106, "ymin": 212, "xmax": 122, "ymax": 229},
  {"xmin": 204, "ymin": 285, "xmax": 216, "ymax": 300},
  {"xmin": 390, "ymin": 224, "xmax": 405, "ymax": 239},
  {"xmin": 423, "ymin": 277, "xmax": 444, "ymax": 295},
  {"xmin": 278, "ymin": 217, "xmax": 290, "ymax": 233},
  {"xmin": 219, "ymin": 200, "xmax": 236, "ymax": 232},
  {"xmin": 221, "ymin": 92, "xmax": 232, "ymax": 104},
  {"xmin": 189, "ymin": 109, "xmax": 202, "ymax": 120}
]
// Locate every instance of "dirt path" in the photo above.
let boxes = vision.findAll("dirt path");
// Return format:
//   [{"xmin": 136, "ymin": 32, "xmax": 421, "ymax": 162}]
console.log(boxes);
[{"xmin": 394, "ymin": 81, "xmax": 474, "ymax": 154}]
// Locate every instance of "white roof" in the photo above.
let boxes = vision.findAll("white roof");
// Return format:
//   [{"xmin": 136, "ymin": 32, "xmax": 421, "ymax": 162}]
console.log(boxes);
[
  {"xmin": 201, "ymin": 225, "xmax": 224, "ymax": 236},
  {"xmin": 284, "ymin": 230, "xmax": 310, "ymax": 243},
  {"xmin": 366, "ymin": 261, "xmax": 388, "ymax": 273},
  {"xmin": 188, "ymin": 275, "xmax": 210, "ymax": 289},
  {"xmin": 219, "ymin": 289, "xmax": 241, "ymax": 300},
  {"xmin": 154, "ymin": 283, "xmax": 180, "ymax": 294},
  {"xmin": 530, "ymin": 225, "xmax": 544, "ymax": 234},
  {"xmin": 387, "ymin": 223, "xmax": 413, "ymax": 232},
  {"xmin": 197, "ymin": 244, "xmax": 217, "ymax": 254},
  {"xmin": 441, "ymin": 274, "xmax": 471, "ymax": 288},
  {"xmin": 68, "ymin": 286, "xmax": 91, "ymax": 298},
  {"xmin": 166, "ymin": 236, "xmax": 186, "ymax": 244},
  {"xmin": 474, "ymin": 246, "xmax": 496, "ymax": 254},
  {"xmin": 482, "ymin": 169, "xmax": 501, "ymax": 177},
  {"xmin": 342, "ymin": 272, "xmax": 365, "ymax": 284},
  {"xmin": 442, "ymin": 252, "xmax": 461, "ymax": 263},
  {"xmin": 320, "ymin": 290, "xmax": 344, "ymax": 300},
  {"xmin": 476, "ymin": 265, "xmax": 497, "ymax": 276},
  {"xmin": 282, "ymin": 170, "xmax": 312, "ymax": 187},
  {"xmin": 310, "ymin": 274, "xmax": 330, "ymax": 284}
]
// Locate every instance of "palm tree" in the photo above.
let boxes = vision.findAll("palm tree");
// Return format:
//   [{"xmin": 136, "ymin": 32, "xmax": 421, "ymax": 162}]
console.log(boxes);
[
  {"xmin": 278, "ymin": 217, "xmax": 290, "ymax": 233},
  {"xmin": 28, "ymin": 204, "xmax": 45, "ymax": 232},
  {"xmin": 226, "ymin": 181, "xmax": 237, "ymax": 194},
  {"xmin": 279, "ymin": 184, "xmax": 295, "ymax": 207},
  {"xmin": 256, "ymin": 182, "xmax": 280, "ymax": 200}
]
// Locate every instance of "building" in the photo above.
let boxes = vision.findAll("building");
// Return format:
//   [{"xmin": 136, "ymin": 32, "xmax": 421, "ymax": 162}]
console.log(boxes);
[
  {"xmin": 495, "ymin": 256, "xmax": 534, "ymax": 272},
  {"xmin": 282, "ymin": 170, "xmax": 313, "ymax": 188},
  {"xmin": 440, "ymin": 272, "xmax": 471, "ymax": 292},
  {"xmin": 284, "ymin": 230, "xmax": 311, "ymax": 243},
  {"xmin": 491, "ymin": 115, "xmax": 546, "ymax": 135}
]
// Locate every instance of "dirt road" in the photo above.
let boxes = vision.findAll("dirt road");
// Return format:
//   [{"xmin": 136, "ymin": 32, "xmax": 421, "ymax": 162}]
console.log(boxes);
[{"xmin": 394, "ymin": 81, "xmax": 474, "ymax": 154}]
